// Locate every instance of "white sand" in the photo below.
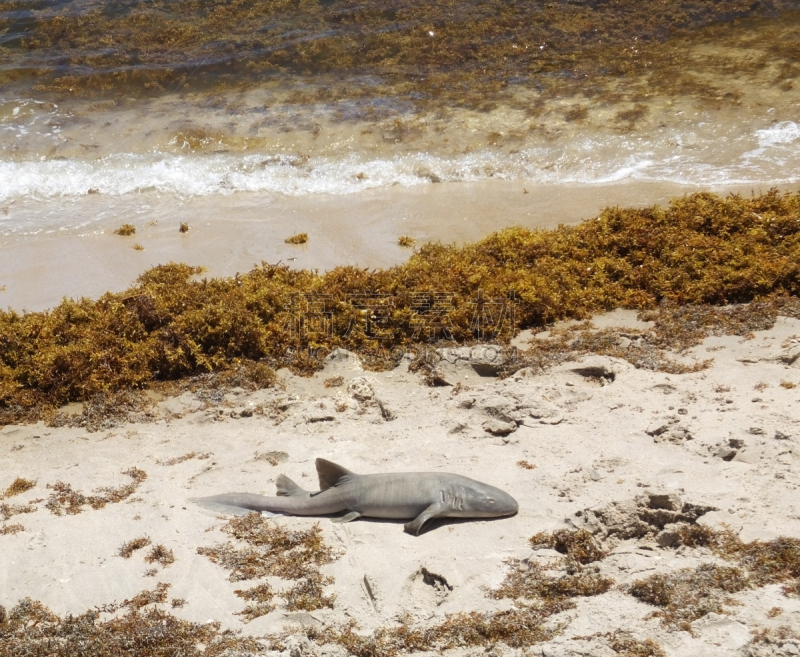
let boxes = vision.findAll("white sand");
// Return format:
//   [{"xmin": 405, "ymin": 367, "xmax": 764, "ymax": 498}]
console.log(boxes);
[{"xmin": 1, "ymin": 309, "xmax": 799, "ymax": 656}]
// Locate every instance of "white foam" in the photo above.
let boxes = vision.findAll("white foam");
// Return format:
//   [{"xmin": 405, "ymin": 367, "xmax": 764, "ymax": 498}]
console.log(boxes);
[
  {"xmin": 740, "ymin": 120, "xmax": 800, "ymax": 164},
  {"xmin": 1, "ymin": 120, "xmax": 798, "ymax": 218},
  {"xmin": 755, "ymin": 121, "xmax": 800, "ymax": 147}
]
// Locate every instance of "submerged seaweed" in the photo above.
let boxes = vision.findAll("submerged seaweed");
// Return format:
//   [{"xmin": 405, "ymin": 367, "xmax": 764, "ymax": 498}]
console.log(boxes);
[{"xmin": 1, "ymin": 0, "xmax": 797, "ymax": 122}]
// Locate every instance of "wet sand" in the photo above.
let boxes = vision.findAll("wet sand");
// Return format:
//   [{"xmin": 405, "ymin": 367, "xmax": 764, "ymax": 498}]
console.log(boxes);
[{"xmin": 0, "ymin": 179, "xmax": 771, "ymax": 312}]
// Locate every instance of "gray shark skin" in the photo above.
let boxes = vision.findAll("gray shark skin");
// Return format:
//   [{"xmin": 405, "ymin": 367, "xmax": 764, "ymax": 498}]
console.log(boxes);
[{"xmin": 193, "ymin": 458, "xmax": 519, "ymax": 535}]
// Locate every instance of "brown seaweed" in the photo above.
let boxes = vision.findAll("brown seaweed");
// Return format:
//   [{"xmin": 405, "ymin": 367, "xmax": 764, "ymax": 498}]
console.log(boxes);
[{"xmin": 0, "ymin": 190, "xmax": 798, "ymax": 423}]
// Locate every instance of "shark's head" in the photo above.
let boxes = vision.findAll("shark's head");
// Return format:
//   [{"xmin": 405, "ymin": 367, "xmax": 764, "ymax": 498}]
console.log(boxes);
[{"xmin": 451, "ymin": 479, "xmax": 519, "ymax": 518}]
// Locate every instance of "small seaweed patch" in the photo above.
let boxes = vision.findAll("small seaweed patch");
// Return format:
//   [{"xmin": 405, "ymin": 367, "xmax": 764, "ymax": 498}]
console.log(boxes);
[
  {"xmin": 49, "ymin": 391, "xmax": 157, "ymax": 433},
  {"xmin": 0, "ymin": 585, "xmax": 264, "ymax": 656},
  {"xmin": 488, "ymin": 530, "xmax": 613, "ymax": 606},
  {"xmin": 118, "ymin": 536, "xmax": 151, "ymax": 558},
  {"xmin": 296, "ymin": 602, "xmax": 567, "ymax": 656},
  {"xmin": 1, "ymin": 477, "xmax": 35, "ymax": 499},
  {"xmin": 323, "ymin": 375, "xmax": 344, "ymax": 388},
  {"xmin": 607, "ymin": 630, "xmax": 667, "ymax": 657},
  {"xmin": 628, "ymin": 529, "xmax": 800, "ymax": 631},
  {"xmin": 159, "ymin": 361, "xmax": 277, "ymax": 406},
  {"xmin": 0, "ymin": 523, "xmax": 25, "ymax": 535},
  {"xmin": 234, "ymin": 582, "xmax": 275, "ymax": 622},
  {"xmin": 179, "ymin": 223, "xmax": 190, "ymax": 233},
  {"xmin": 615, "ymin": 104, "xmax": 650, "ymax": 126},
  {"xmin": 198, "ymin": 514, "xmax": 337, "ymax": 621},
  {"xmin": 397, "ymin": 236, "xmax": 415, "ymax": 247},
  {"xmin": 661, "ymin": 528, "xmax": 800, "ymax": 589},
  {"xmin": 628, "ymin": 563, "xmax": 749, "ymax": 632},
  {"xmin": 575, "ymin": 631, "xmax": 667, "ymax": 657},
  {"xmin": 0, "ymin": 501, "xmax": 38, "ymax": 522},
  {"xmin": 144, "ymin": 544, "xmax": 175, "ymax": 568},
  {"xmin": 285, "ymin": 232, "xmax": 308, "ymax": 245},
  {"xmin": 284, "ymin": 572, "xmax": 336, "ymax": 611},
  {"xmin": 516, "ymin": 459, "xmax": 536, "ymax": 470},
  {"xmin": 492, "ymin": 559, "xmax": 613, "ymax": 601},
  {"xmin": 113, "ymin": 582, "xmax": 171, "ymax": 613},
  {"xmin": 746, "ymin": 626, "xmax": 800, "ymax": 656},
  {"xmin": 529, "ymin": 529, "xmax": 607, "ymax": 565},
  {"xmin": 253, "ymin": 450, "xmax": 289, "ymax": 466},
  {"xmin": 45, "ymin": 467, "xmax": 147, "ymax": 516},
  {"xmin": 157, "ymin": 451, "xmax": 211, "ymax": 466},
  {"xmin": 720, "ymin": 534, "xmax": 800, "ymax": 588},
  {"xmin": 509, "ymin": 297, "xmax": 800, "ymax": 378},
  {"xmin": 407, "ymin": 347, "xmax": 453, "ymax": 386},
  {"xmin": 114, "ymin": 224, "xmax": 136, "ymax": 236}
]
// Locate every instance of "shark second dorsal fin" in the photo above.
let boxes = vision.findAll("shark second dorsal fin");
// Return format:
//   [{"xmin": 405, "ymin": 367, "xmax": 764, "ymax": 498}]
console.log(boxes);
[
  {"xmin": 276, "ymin": 474, "xmax": 307, "ymax": 497},
  {"xmin": 315, "ymin": 458, "xmax": 356, "ymax": 490}
]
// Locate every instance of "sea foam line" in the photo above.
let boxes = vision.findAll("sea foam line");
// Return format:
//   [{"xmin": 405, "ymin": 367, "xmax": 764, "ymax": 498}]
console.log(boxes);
[{"xmin": 1, "ymin": 130, "xmax": 799, "ymax": 203}]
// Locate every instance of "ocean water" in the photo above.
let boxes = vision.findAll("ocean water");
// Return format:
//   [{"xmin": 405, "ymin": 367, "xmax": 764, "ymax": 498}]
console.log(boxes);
[{"xmin": 1, "ymin": 1, "xmax": 799, "ymax": 232}]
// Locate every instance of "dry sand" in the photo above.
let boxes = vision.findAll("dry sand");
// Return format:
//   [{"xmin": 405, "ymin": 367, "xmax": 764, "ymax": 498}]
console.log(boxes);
[
  {"xmin": 2, "ymin": 309, "xmax": 799, "ymax": 656},
  {"xmin": 0, "ymin": 179, "xmax": 766, "ymax": 312}
]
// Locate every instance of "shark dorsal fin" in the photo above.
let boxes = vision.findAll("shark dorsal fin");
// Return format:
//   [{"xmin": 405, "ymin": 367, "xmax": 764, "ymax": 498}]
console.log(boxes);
[{"xmin": 315, "ymin": 458, "xmax": 356, "ymax": 490}]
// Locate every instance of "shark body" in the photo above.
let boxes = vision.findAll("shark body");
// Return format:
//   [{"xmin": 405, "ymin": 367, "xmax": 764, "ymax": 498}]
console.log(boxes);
[{"xmin": 193, "ymin": 458, "xmax": 519, "ymax": 535}]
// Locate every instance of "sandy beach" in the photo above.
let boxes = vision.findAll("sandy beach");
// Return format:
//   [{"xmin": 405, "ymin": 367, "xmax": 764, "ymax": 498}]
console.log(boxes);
[
  {"xmin": 2, "ymin": 304, "xmax": 799, "ymax": 656},
  {"xmin": 3, "ymin": 2, "xmax": 800, "ymax": 654}
]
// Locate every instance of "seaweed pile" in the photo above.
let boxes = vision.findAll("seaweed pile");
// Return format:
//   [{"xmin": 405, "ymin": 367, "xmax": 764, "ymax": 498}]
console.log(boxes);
[{"xmin": 0, "ymin": 190, "xmax": 798, "ymax": 423}]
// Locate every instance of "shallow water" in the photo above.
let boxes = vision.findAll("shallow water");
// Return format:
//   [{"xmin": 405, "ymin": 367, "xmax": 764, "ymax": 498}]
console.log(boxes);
[{"xmin": 1, "ymin": 1, "xmax": 799, "ymax": 232}]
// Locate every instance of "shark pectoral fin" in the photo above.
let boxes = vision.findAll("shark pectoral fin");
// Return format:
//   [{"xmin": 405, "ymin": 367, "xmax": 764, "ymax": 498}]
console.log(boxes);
[
  {"xmin": 331, "ymin": 511, "xmax": 362, "ymax": 524},
  {"xmin": 404, "ymin": 502, "xmax": 447, "ymax": 536}
]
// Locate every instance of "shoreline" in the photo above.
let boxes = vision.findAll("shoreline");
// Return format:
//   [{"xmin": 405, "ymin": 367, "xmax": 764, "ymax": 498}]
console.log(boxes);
[{"xmin": 0, "ymin": 178, "xmax": 781, "ymax": 312}]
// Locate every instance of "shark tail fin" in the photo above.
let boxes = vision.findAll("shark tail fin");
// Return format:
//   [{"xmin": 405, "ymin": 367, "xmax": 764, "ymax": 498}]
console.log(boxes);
[
  {"xmin": 315, "ymin": 458, "xmax": 356, "ymax": 490},
  {"xmin": 189, "ymin": 495, "xmax": 259, "ymax": 517},
  {"xmin": 276, "ymin": 474, "xmax": 307, "ymax": 497}
]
